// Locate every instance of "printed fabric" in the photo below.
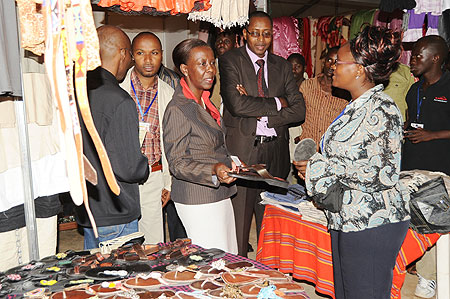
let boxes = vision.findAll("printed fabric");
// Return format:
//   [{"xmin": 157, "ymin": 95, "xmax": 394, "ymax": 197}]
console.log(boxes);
[{"xmin": 305, "ymin": 85, "xmax": 410, "ymax": 232}]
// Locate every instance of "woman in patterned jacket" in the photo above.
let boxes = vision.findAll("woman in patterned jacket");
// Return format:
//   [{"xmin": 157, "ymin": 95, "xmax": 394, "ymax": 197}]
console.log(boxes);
[{"xmin": 295, "ymin": 26, "xmax": 410, "ymax": 299}]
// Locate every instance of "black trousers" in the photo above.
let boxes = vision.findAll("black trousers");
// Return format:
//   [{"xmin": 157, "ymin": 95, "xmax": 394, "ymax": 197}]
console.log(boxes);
[
  {"xmin": 231, "ymin": 137, "xmax": 289, "ymax": 257},
  {"xmin": 331, "ymin": 220, "xmax": 409, "ymax": 299},
  {"xmin": 162, "ymin": 200, "xmax": 187, "ymax": 242}
]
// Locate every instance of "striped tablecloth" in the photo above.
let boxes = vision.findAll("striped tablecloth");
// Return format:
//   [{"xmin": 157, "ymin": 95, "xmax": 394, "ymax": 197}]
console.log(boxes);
[
  {"xmin": 256, "ymin": 205, "xmax": 335, "ymax": 298},
  {"xmin": 256, "ymin": 205, "xmax": 441, "ymax": 299}
]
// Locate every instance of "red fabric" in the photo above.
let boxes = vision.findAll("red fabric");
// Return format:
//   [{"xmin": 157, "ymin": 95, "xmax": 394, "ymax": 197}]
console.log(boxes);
[
  {"xmin": 391, "ymin": 230, "xmax": 440, "ymax": 299},
  {"xmin": 302, "ymin": 18, "xmax": 313, "ymax": 78},
  {"xmin": 180, "ymin": 78, "xmax": 220, "ymax": 126},
  {"xmin": 257, "ymin": 205, "xmax": 335, "ymax": 299},
  {"xmin": 98, "ymin": 0, "xmax": 211, "ymax": 14}
]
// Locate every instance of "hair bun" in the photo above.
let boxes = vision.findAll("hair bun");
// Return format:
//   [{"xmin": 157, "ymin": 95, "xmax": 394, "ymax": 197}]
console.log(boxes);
[{"xmin": 350, "ymin": 26, "xmax": 402, "ymax": 84}]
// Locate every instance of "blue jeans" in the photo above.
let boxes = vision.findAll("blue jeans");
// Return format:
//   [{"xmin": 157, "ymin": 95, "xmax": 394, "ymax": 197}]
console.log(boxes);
[{"xmin": 83, "ymin": 219, "xmax": 138, "ymax": 250}]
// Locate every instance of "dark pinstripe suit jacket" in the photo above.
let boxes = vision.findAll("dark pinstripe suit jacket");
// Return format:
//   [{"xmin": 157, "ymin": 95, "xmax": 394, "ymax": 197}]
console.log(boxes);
[
  {"xmin": 162, "ymin": 85, "xmax": 237, "ymax": 205},
  {"xmin": 219, "ymin": 46, "xmax": 306, "ymax": 178}
]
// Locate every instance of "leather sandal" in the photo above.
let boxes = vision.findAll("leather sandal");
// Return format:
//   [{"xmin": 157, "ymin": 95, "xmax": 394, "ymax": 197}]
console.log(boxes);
[
  {"xmin": 123, "ymin": 272, "xmax": 168, "ymax": 289},
  {"xmin": 190, "ymin": 277, "xmax": 224, "ymax": 291}
]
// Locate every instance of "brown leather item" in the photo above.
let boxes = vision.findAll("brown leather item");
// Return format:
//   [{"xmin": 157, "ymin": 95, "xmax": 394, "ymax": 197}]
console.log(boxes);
[
  {"xmin": 221, "ymin": 272, "xmax": 262, "ymax": 285},
  {"xmin": 124, "ymin": 276, "xmax": 162, "ymax": 288},
  {"xmin": 50, "ymin": 290, "xmax": 91, "ymax": 299},
  {"xmin": 190, "ymin": 279, "xmax": 223, "ymax": 291},
  {"xmin": 246, "ymin": 269, "xmax": 288, "ymax": 281},
  {"xmin": 163, "ymin": 270, "xmax": 197, "ymax": 282}
]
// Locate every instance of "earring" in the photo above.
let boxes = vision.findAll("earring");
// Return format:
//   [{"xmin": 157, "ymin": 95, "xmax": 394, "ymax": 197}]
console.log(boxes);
[{"xmin": 356, "ymin": 75, "xmax": 360, "ymax": 79}]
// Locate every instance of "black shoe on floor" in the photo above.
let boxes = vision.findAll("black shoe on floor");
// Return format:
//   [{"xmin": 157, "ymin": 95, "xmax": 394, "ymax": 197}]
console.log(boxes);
[{"xmin": 247, "ymin": 243, "xmax": 254, "ymax": 253}]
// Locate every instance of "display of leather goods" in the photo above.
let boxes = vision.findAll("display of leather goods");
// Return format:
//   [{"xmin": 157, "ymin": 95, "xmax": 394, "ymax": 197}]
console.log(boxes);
[
  {"xmin": 246, "ymin": 269, "xmax": 289, "ymax": 281},
  {"xmin": 221, "ymin": 272, "xmax": 263, "ymax": 285},
  {"xmin": 190, "ymin": 278, "xmax": 224, "ymax": 291},
  {"xmin": 176, "ymin": 290, "xmax": 211, "ymax": 298},
  {"xmin": 123, "ymin": 271, "xmax": 168, "ymax": 289},
  {"xmin": 50, "ymin": 289, "xmax": 91, "ymax": 299},
  {"xmin": 409, "ymin": 176, "xmax": 450, "ymax": 234},
  {"xmin": 162, "ymin": 268, "xmax": 198, "ymax": 284},
  {"xmin": 310, "ymin": 181, "xmax": 348, "ymax": 213},
  {"xmin": 228, "ymin": 164, "xmax": 289, "ymax": 189},
  {"xmin": 87, "ymin": 282, "xmax": 125, "ymax": 296},
  {"xmin": 84, "ymin": 267, "xmax": 128, "ymax": 281},
  {"xmin": 294, "ymin": 138, "xmax": 317, "ymax": 161},
  {"xmin": 226, "ymin": 261, "xmax": 254, "ymax": 270},
  {"xmin": 133, "ymin": 290, "xmax": 176, "ymax": 298}
]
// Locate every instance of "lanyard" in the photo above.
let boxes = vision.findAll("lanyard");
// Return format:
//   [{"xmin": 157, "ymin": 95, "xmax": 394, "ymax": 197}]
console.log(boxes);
[
  {"xmin": 320, "ymin": 105, "xmax": 348, "ymax": 153},
  {"xmin": 131, "ymin": 79, "xmax": 158, "ymax": 121},
  {"xmin": 416, "ymin": 85, "xmax": 423, "ymax": 122}
]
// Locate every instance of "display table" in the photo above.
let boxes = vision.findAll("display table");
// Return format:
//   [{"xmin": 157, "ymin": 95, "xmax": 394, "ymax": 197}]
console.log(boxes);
[
  {"xmin": 1, "ymin": 240, "xmax": 311, "ymax": 298},
  {"xmin": 256, "ymin": 204, "xmax": 441, "ymax": 299}
]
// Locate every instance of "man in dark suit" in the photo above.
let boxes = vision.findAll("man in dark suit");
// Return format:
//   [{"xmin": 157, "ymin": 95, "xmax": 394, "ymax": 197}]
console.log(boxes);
[{"xmin": 219, "ymin": 11, "xmax": 306, "ymax": 256}]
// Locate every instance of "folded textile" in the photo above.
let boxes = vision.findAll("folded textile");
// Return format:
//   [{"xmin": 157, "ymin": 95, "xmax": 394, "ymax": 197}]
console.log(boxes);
[
  {"xmin": 260, "ymin": 184, "xmax": 328, "ymax": 226},
  {"xmin": 261, "ymin": 184, "xmax": 308, "ymax": 206}
]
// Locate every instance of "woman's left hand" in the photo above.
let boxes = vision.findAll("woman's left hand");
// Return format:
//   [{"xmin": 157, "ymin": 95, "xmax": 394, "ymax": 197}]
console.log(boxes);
[
  {"xmin": 293, "ymin": 160, "xmax": 308, "ymax": 180},
  {"xmin": 213, "ymin": 163, "xmax": 236, "ymax": 184}
]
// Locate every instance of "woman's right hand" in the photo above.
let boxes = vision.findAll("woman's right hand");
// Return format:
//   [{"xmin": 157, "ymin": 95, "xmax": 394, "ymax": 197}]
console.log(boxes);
[
  {"xmin": 293, "ymin": 160, "xmax": 308, "ymax": 180},
  {"xmin": 213, "ymin": 163, "xmax": 236, "ymax": 184}
]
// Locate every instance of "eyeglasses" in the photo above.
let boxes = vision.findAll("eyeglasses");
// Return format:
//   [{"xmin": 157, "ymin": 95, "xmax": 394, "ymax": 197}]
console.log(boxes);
[
  {"xmin": 331, "ymin": 59, "xmax": 358, "ymax": 66},
  {"xmin": 246, "ymin": 30, "xmax": 272, "ymax": 38}
]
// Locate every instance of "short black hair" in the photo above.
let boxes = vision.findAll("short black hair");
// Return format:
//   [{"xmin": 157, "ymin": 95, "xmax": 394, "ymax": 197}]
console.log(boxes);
[
  {"xmin": 416, "ymin": 35, "xmax": 449, "ymax": 67},
  {"xmin": 246, "ymin": 11, "xmax": 273, "ymax": 29},
  {"xmin": 350, "ymin": 26, "xmax": 402, "ymax": 84},
  {"xmin": 172, "ymin": 38, "xmax": 210, "ymax": 75},
  {"xmin": 132, "ymin": 32, "xmax": 162, "ymax": 51},
  {"xmin": 287, "ymin": 53, "xmax": 306, "ymax": 67}
]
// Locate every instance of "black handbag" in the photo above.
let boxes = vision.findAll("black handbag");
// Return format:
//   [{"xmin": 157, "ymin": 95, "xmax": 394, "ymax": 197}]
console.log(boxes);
[
  {"xmin": 409, "ymin": 176, "xmax": 450, "ymax": 234},
  {"xmin": 310, "ymin": 181, "xmax": 347, "ymax": 213}
]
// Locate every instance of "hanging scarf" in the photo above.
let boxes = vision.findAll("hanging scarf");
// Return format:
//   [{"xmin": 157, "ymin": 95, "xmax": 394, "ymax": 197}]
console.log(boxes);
[{"xmin": 180, "ymin": 78, "xmax": 221, "ymax": 126}]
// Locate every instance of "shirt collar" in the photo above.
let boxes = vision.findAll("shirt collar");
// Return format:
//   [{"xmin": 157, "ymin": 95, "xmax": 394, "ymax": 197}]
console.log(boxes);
[
  {"xmin": 131, "ymin": 67, "xmax": 158, "ymax": 91},
  {"xmin": 246, "ymin": 44, "xmax": 268, "ymax": 66}
]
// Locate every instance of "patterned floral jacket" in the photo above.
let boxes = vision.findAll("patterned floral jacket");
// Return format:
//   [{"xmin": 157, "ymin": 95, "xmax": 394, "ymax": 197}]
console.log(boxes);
[{"xmin": 305, "ymin": 85, "xmax": 410, "ymax": 232}]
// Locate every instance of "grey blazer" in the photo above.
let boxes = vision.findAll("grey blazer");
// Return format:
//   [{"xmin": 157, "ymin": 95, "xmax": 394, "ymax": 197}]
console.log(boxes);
[{"xmin": 162, "ymin": 85, "xmax": 237, "ymax": 205}]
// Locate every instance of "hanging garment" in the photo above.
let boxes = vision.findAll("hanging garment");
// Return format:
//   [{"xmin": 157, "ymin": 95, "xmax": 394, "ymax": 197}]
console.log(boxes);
[
  {"xmin": 309, "ymin": 17, "xmax": 318, "ymax": 77},
  {"xmin": 414, "ymin": 0, "xmax": 443, "ymax": 16},
  {"xmin": 98, "ymin": 0, "xmax": 211, "ymax": 15},
  {"xmin": 188, "ymin": 0, "xmax": 248, "ymax": 29},
  {"xmin": 0, "ymin": 0, "xmax": 22, "ymax": 96},
  {"xmin": 438, "ymin": 9, "xmax": 450, "ymax": 46},
  {"xmin": 301, "ymin": 17, "xmax": 313, "ymax": 79},
  {"xmin": 349, "ymin": 9, "xmax": 377, "ymax": 40},
  {"xmin": 379, "ymin": 0, "xmax": 416, "ymax": 13},
  {"xmin": 403, "ymin": 10, "xmax": 440, "ymax": 42},
  {"xmin": 373, "ymin": 9, "xmax": 404, "ymax": 32},
  {"xmin": 273, "ymin": 16, "xmax": 302, "ymax": 59}
]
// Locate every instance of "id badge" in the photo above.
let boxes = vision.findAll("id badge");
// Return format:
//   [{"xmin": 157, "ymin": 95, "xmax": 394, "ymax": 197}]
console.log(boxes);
[
  {"xmin": 139, "ymin": 122, "xmax": 150, "ymax": 146},
  {"xmin": 411, "ymin": 122, "xmax": 424, "ymax": 129}
]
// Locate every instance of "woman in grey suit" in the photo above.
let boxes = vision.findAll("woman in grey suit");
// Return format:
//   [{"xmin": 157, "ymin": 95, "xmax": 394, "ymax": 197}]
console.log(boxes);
[{"xmin": 163, "ymin": 39, "xmax": 238, "ymax": 253}]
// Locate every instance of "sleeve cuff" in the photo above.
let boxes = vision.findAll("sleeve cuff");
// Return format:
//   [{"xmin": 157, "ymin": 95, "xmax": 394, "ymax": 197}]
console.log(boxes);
[{"xmin": 274, "ymin": 97, "xmax": 282, "ymax": 111}]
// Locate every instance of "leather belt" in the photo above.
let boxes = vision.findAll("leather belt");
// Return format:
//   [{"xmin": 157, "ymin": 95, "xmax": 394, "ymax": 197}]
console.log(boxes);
[
  {"xmin": 254, "ymin": 135, "xmax": 277, "ymax": 146},
  {"xmin": 151, "ymin": 160, "xmax": 162, "ymax": 172}
]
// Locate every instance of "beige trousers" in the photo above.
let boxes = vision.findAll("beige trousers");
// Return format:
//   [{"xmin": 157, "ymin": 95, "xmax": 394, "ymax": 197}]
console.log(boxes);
[
  {"xmin": 0, "ymin": 216, "xmax": 57, "ymax": 272},
  {"xmin": 138, "ymin": 170, "xmax": 164, "ymax": 244}
]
